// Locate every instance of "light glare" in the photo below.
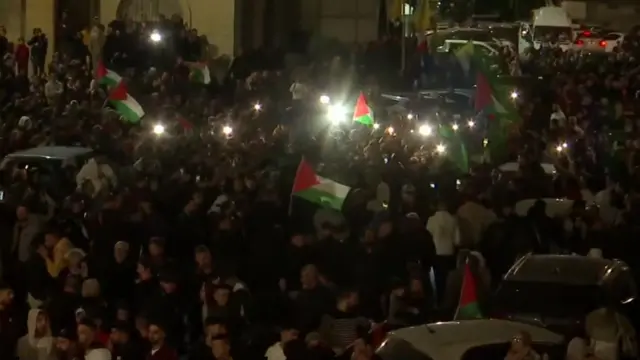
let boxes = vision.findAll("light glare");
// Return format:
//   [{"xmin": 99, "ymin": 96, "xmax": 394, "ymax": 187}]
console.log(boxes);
[
  {"xmin": 222, "ymin": 125, "xmax": 233, "ymax": 135},
  {"xmin": 319, "ymin": 95, "xmax": 330, "ymax": 104},
  {"xmin": 150, "ymin": 31, "xmax": 162, "ymax": 42},
  {"xmin": 436, "ymin": 144, "xmax": 446, "ymax": 154},
  {"xmin": 153, "ymin": 124, "xmax": 165, "ymax": 135},
  {"xmin": 418, "ymin": 124, "xmax": 432, "ymax": 136}
]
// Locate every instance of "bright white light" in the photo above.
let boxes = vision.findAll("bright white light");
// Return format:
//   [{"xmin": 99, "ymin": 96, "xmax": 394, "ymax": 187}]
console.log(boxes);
[
  {"xmin": 452, "ymin": 123, "xmax": 459, "ymax": 131},
  {"xmin": 222, "ymin": 125, "xmax": 233, "ymax": 135},
  {"xmin": 436, "ymin": 144, "xmax": 446, "ymax": 154},
  {"xmin": 407, "ymin": 113, "xmax": 414, "ymax": 120},
  {"xmin": 562, "ymin": 142, "xmax": 568, "ymax": 148},
  {"xmin": 418, "ymin": 124, "xmax": 432, "ymax": 136},
  {"xmin": 319, "ymin": 95, "xmax": 330, "ymax": 105},
  {"xmin": 555, "ymin": 145, "xmax": 563, "ymax": 152},
  {"xmin": 152, "ymin": 124, "xmax": 165, "ymax": 135},
  {"xmin": 150, "ymin": 31, "xmax": 162, "ymax": 42},
  {"xmin": 386, "ymin": 126, "xmax": 395, "ymax": 135},
  {"xmin": 556, "ymin": 142, "xmax": 568, "ymax": 152},
  {"xmin": 373, "ymin": 123, "xmax": 380, "ymax": 130},
  {"xmin": 467, "ymin": 120, "xmax": 475, "ymax": 128},
  {"xmin": 510, "ymin": 91, "xmax": 518, "ymax": 99},
  {"xmin": 253, "ymin": 103, "xmax": 262, "ymax": 111},
  {"xmin": 327, "ymin": 104, "xmax": 347, "ymax": 124}
]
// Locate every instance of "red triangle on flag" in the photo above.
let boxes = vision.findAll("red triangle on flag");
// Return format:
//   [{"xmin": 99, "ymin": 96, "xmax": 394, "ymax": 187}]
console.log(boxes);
[
  {"xmin": 177, "ymin": 117, "xmax": 193, "ymax": 130},
  {"xmin": 353, "ymin": 93, "xmax": 370, "ymax": 119},
  {"xmin": 474, "ymin": 72, "xmax": 493, "ymax": 112},
  {"xmin": 459, "ymin": 262, "xmax": 479, "ymax": 307},
  {"xmin": 292, "ymin": 159, "xmax": 320, "ymax": 193},
  {"xmin": 96, "ymin": 61, "xmax": 107, "ymax": 79},
  {"xmin": 109, "ymin": 82, "xmax": 128, "ymax": 101}
]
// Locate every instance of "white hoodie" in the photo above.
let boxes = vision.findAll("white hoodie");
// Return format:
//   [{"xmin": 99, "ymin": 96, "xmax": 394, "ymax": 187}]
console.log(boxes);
[
  {"xmin": 15, "ymin": 309, "xmax": 54, "ymax": 360},
  {"xmin": 426, "ymin": 210, "xmax": 460, "ymax": 256},
  {"xmin": 85, "ymin": 348, "xmax": 111, "ymax": 360}
]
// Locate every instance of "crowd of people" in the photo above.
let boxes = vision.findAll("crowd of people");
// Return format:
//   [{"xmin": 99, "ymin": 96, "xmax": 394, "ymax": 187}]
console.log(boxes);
[{"xmin": 0, "ymin": 10, "xmax": 640, "ymax": 360}]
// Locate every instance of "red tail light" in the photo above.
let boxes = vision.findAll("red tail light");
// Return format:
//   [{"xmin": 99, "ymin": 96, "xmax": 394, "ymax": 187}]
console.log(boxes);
[
  {"xmin": 583, "ymin": 31, "xmax": 591, "ymax": 36},
  {"xmin": 599, "ymin": 40, "xmax": 606, "ymax": 47},
  {"xmin": 575, "ymin": 39, "xmax": 584, "ymax": 45}
]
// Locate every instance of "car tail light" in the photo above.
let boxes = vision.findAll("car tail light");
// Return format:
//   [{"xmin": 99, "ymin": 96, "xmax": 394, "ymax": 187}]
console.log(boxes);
[
  {"xmin": 599, "ymin": 40, "xmax": 606, "ymax": 47},
  {"xmin": 583, "ymin": 31, "xmax": 591, "ymax": 36},
  {"xmin": 575, "ymin": 39, "xmax": 584, "ymax": 45}
]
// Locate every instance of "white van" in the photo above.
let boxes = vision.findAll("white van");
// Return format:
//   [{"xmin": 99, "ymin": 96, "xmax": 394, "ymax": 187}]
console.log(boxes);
[{"xmin": 519, "ymin": 6, "xmax": 574, "ymax": 57}]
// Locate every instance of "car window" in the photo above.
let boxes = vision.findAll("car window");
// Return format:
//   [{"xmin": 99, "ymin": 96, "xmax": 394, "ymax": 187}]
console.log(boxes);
[
  {"xmin": 376, "ymin": 337, "xmax": 433, "ymax": 360},
  {"xmin": 492, "ymin": 281, "xmax": 603, "ymax": 317},
  {"xmin": 603, "ymin": 34, "xmax": 621, "ymax": 40}
]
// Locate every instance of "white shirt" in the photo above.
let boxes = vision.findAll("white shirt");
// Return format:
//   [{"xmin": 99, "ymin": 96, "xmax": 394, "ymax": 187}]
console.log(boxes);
[
  {"xmin": 265, "ymin": 342, "xmax": 286, "ymax": 360},
  {"xmin": 426, "ymin": 210, "xmax": 460, "ymax": 256},
  {"xmin": 289, "ymin": 82, "xmax": 308, "ymax": 100}
]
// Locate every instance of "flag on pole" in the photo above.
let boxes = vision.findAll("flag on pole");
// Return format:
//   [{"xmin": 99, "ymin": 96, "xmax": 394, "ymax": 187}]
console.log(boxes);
[
  {"xmin": 96, "ymin": 61, "xmax": 122, "ymax": 88},
  {"xmin": 353, "ymin": 93, "xmax": 374, "ymax": 126},
  {"xmin": 108, "ymin": 82, "xmax": 145, "ymax": 123},
  {"xmin": 454, "ymin": 261, "xmax": 483, "ymax": 320},
  {"xmin": 185, "ymin": 62, "xmax": 211, "ymax": 84},
  {"xmin": 472, "ymin": 53, "xmax": 520, "ymax": 162},
  {"xmin": 291, "ymin": 159, "xmax": 351, "ymax": 211},
  {"xmin": 438, "ymin": 125, "xmax": 469, "ymax": 173}
]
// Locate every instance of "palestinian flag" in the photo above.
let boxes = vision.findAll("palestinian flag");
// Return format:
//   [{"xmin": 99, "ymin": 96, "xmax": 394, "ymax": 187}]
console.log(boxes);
[
  {"xmin": 185, "ymin": 62, "xmax": 211, "ymax": 84},
  {"xmin": 454, "ymin": 262, "xmax": 482, "ymax": 320},
  {"xmin": 109, "ymin": 82, "xmax": 145, "ymax": 123},
  {"xmin": 472, "ymin": 53, "xmax": 520, "ymax": 162},
  {"xmin": 438, "ymin": 124, "xmax": 469, "ymax": 173},
  {"xmin": 96, "ymin": 61, "xmax": 122, "ymax": 88},
  {"xmin": 291, "ymin": 159, "xmax": 351, "ymax": 211},
  {"xmin": 353, "ymin": 93, "xmax": 374, "ymax": 126}
]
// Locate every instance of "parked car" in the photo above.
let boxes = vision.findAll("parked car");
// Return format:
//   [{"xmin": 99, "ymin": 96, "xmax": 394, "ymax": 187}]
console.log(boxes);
[
  {"xmin": 0, "ymin": 146, "xmax": 94, "ymax": 204},
  {"xmin": 491, "ymin": 254, "xmax": 636, "ymax": 335},
  {"xmin": 602, "ymin": 32, "xmax": 625, "ymax": 52},
  {"xmin": 376, "ymin": 319, "xmax": 564, "ymax": 360},
  {"xmin": 572, "ymin": 30, "xmax": 606, "ymax": 52}
]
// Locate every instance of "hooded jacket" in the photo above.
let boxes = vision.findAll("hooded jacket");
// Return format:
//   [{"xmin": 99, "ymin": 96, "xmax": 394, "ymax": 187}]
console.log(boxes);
[
  {"xmin": 15, "ymin": 309, "xmax": 55, "ymax": 360},
  {"xmin": 85, "ymin": 348, "xmax": 111, "ymax": 360}
]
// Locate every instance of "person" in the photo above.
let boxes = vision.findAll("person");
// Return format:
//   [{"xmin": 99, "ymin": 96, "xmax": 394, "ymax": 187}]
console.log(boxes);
[
  {"xmin": 108, "ymin": 321, "xmax": 144, "ymax": 360},
  {"xmin": 505, "ymin": 331, "xmax": 541, "ymax": 360},
  {"xmin": 16, "ymin": 309, "xmax": 55, "ymax": 360},
  {"xmin": 40, "ymin": 229, "xmax": 73, "ymax": 278},
  {"xmin": 319, "ymin": 289, "xmax": 369, "ymax": 355},
  {"xmin": 27, "ymin": 28, "xmax": 47, "ymax": 76},
  {"xmin": 53, "ymin": 328, "xmax": 79, "ymax": 360},
  {"xmin": 15, "ymin": 37, "xmax": 30, "ymax": 75},
  {"xmin": 264, "ymin": 324, "xmax": 299, "ymax": 360},
  {"xmin": 426, "ymin": 198, "xmax": 460, "ymax": 302},
  {"xmin": 585, "ymin": 305, "xmax": 637, "ymax": 360},
  {"xmin": 76, "ymin": 318, "xmax": 110, "ymax": 360},
  {"xmin": 147, "ymin": 321, "xmax": 178, "ymax": 360},
  {"xmin": 0, "ymin": 282, "xmax": 20, "ymax": 359}
]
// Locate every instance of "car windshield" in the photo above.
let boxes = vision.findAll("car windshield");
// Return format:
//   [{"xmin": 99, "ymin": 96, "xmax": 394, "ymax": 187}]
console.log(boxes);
[
  {"xmin": 603, "ymin": 34, "xmax": 621, "ymax": 40},
  {"xmin": 493, "ymin": 281, "xmax": 603, "ymax": 317},
  {"xmin": 376, "ymin": 337, "xmax": 433, "ymax": 360}
]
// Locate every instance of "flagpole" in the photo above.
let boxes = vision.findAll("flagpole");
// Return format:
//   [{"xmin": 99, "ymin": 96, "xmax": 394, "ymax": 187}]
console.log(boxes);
[{"xmin": 400, "ymin": 2, "xmax": 406, "ymax": 73}]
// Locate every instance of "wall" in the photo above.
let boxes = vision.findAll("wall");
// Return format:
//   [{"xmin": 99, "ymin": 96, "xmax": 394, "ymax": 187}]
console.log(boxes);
[
  {"xmin": 0, "ymin": 0, "xmax": 25, "ymax": 42},
  {"xmin": 100, "ymin": 0, "xmax": 238, "ymax": 56},
  {"xmin": 302, "ymin": 0, "xmax": 379, "ymax": 44},
  {"xmin": 585, "ymin": 2, "xmax": 639, "ymax": 31}
]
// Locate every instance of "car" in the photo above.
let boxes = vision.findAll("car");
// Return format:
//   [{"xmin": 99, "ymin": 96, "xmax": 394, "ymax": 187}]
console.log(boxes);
[
  {"xmin": 491, "ymin": 254, "xmax": 637, "ymax": 335},
  {"xmin": 0, "ymin": 146, "xmax": 94, "ymax": 202},
  {"xmin": 436, "ymin": 39, "xmax": 501, "ymax": 57},
  {"xmin": 572, "ymin": 30, "xmax": 606, "ymax": 52},
  {"xmin": 602, "ymin": 32, "xmax": 624, "ymax": 52},
  {"xmin": 376, "ymin": 319, "xmax": 564, "ymax": 360}
]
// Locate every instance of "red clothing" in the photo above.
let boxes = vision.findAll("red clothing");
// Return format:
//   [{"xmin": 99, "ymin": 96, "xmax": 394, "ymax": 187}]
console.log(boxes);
[
  {"xmin": 14, "ymin": 44, "xmax": 29, "ymax": 70},
  {"xmin": 96, "ymin": 330, "xmax": 110, "ymax": 346}
]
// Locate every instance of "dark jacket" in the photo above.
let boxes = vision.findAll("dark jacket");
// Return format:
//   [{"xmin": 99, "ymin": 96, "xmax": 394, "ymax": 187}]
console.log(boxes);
[{"xmin": 147, "ymin": 344, "xmax": 179, "ymax": 360}]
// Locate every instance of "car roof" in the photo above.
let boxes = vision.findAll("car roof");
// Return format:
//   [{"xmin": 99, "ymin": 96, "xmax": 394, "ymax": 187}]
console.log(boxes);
[
  {"xmin": 389, "ymin": 320, "xmax": 563, "ymax": 360},
  {"xmin": 6, "ymin": 146, "xmax": 94, "ymax": 160},
  {"xmin": 504, "ymin": 254, "xmax": 627, "ymax": 286}
]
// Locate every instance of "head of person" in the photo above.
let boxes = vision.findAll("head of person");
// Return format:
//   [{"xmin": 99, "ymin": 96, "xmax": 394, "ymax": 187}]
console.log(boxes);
[
  {"xmin": 0, "ymin": 283, "xmax": 14, "ymax": 308},
  {"xmin": 77, "ymin": 318, "xmax": 97, "ymax": 348},
  {"xmin": 65, "ymin": 249, "xmax": 86, "ymax": 268},
  {"xmin": 204, "ymin": 317, "xmax": 227, "ymax": 344},
  {"xmin": 194, "ymin": 245, "xmax": 212, "ymax": 269},
  {"xmin": 211, "ymin": 335, "xmax": 231, "ymax": 359},
  {"xmin": 81, "ymin": 278, "xmax": 101, "ymax": 298},
  {"xmin": 300, "ymin": 264, "xmax": 319, "ymax": 290},
  {"xmin": 137, "ymin": 256, "xmax": 152, "ymax": 281},
  {"xmin": 280, "ymin": 325, "xmax": 299, "ymax": 344},
  {"xmin": 148, "ymin": 237, "xmax": 165, "ymax": 257},
  {"xmin": 16, "ymin": 205, "xmax": 29, "ymax": 222},
  {"xmin": 109, "ymin": 322, "xmax": 131, "ymax": 346},
  {"xmin": 114, "ymin": 241, "xmax": 130, "ymax": 263},
  {"xmin": 55, "ymin": 328, "xmax": 77, "ymax": 354},
  {"xmin": 147, "ymin": 322, "xmax": 166, "ymax": 348},
  {"xmin": 336, "ymin": 289, "xmax": 359, "ymax": 312},
  {"xmin": 158, "ymin": 271, "xmax": 178, "ymax": 294},
  {"xmin": 33, "ymin": 310, "xmax": 50, "ymax": 337},
  {"xmin": 510, "ymin": 331, "xmax": 533, "ymax": 353},
  {"xmin": 213, "ymin": 285, "xmax": 231, "ymax": 307}
]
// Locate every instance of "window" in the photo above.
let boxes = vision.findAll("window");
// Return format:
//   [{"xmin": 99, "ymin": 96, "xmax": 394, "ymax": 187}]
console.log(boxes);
[
  {"xmin": 603, "ymin": 34, "xmax": 621, "ymax": 41},
  {"xmin": 376, "ymin": 337, "xmax": 433, "ymax": 360}
]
